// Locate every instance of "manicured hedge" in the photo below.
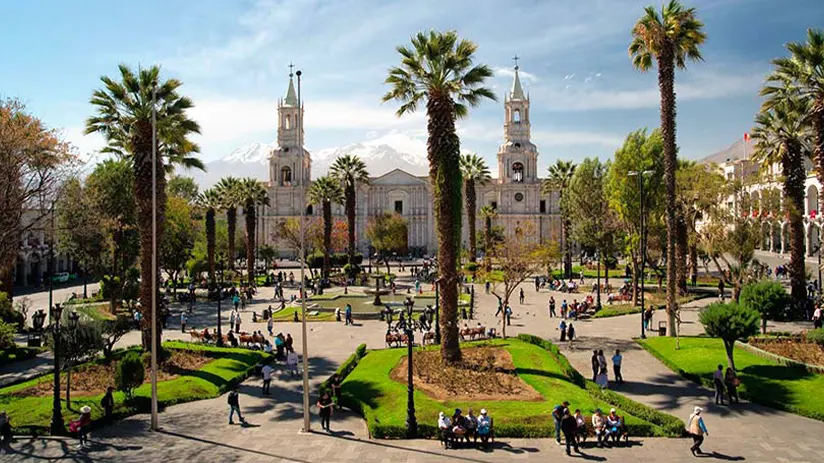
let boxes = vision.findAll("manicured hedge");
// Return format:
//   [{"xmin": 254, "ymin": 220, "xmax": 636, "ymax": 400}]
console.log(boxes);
[{"xmin": 319, "ymin": 343, "xmax": 367, "ymax": 398}]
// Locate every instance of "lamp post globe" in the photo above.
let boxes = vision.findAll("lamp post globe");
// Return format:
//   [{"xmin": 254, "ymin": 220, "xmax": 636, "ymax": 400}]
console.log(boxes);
[
  {"xmin": 50, "ymin": 303, "xmax": 65, "ymax": 435},
  {"xmin": 403, "ymin": 296, "xmax": 417, "ymax": 438}
]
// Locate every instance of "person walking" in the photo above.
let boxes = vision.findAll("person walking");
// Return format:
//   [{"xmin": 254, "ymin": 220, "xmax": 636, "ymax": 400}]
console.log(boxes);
[
  {"xmin": 713, "ymin": 364, "xmax": 726, "ymax": 405},
  {"xmin": 261, "ymin": 364, "xmax": 273, "ymax": 395},
  {"xmin": 180, "ymin": 312, "xmax": 187, "ymax": 333},
  {"xmin": 560, "ymin": 299, "xmax": 568, "ymax": 319},
  {"xmin": 813, "ymin": 304, "xmax": 822, "ymax": 329},
  {"xmin": 552, "ymin": 401, "xmax": 569, "ymax": 446},
  {"xmin": 566, "ymin": 323, "xmax": 575, "ymax": 343},
  {"xmin": 612, "ymin": 349, "xmax": 624, "ymax": 384},
  {"xmin": 559, "ymin": 319, "xmax": 567, "ymax": 342},
  {"xmin": 591, "ymin": 350, "xmax": 599, "ymax": 382},
  {"xmin": 345, "ymin": 304, "xmax": 353, "ymax": 326},
  {"xmin": 318, "ymin": 392, "xmax": 333, "ymax": 431},
  {"xmin": 549, "ymin": 296, "xmax": 556, "ymax": 317},
  {"xmin": 519, "ymin": 288, "xmax": 525, "ymax": 305},
  {"xmin": 267, "ymin": 316, "xmax": 274, "ymax": 336},
  {"xmin": 235, "ymin": 312, "xmax": 242, "ymax": 333},
  {"xmin": 686, "ymin": 406, "xmax": 709, "ymax": 456},
  {"xmin": 101, "ymin": 387, "xmax": 115, "ymax": 424},
  {"xmin": 718, "ymin": 279, "xmax": 725, "ymax": 301},
  {"xmin": 725, "ymin": 367, "xmax": 740, "ymax": 404},
  {"xmin": 561, "ymin": 408, "xmax": 580, "ymax": 455},
  {"xmin": 505, "ymin": 305, "xmax": 512, "ymax": 326},
  {"xmin": 228, "ymin": 386, "xmax": 246, "ymax": 425}
]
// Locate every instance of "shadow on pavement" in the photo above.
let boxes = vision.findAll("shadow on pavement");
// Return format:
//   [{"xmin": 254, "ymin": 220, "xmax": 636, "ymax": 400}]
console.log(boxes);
[
  {"xmin": 157, "ymin": 429, "xmax": 313, "ymax": 463},
  {"xmin": 697, "ymin": 451, "xmax": 745, "ymax": 460},
  {"xmin": 326, "ymin": 432, "xmax": 525, "ymax": 462}
]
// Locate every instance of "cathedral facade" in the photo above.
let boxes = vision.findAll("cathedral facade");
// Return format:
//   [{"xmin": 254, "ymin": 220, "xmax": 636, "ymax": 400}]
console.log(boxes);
[{"xmin": 261, "ymin": 64, "xmax": 562, "ymax": 257}]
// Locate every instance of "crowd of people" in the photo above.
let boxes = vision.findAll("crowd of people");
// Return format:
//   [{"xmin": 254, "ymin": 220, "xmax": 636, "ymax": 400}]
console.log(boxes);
[
  {"xmin": 438, "ymin": 408, "xmax": 494, "ymax": 449},
  {"xmin": 552, "ymin": 401, "xmax": 629, "ymax": 455}
]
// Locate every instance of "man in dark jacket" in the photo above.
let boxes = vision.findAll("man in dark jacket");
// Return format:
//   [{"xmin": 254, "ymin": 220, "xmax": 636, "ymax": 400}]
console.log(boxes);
[
  {"xmin": 228, "ymin": 387, "xmax": 246, "ymax": 425},
  {"xmin": 591, "ymin": 350, "xmax": 599, "ymax": 382},
  {"xmin": 561, "ymin": 408, "xmax": 580, "ymax": 455},
  {"xmin": 101, "ymin": 387, "xmax": 115, "ymax": 424}
]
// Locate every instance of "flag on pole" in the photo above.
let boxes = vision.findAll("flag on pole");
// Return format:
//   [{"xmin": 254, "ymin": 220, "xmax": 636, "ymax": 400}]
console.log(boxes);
[{"xmin": 744, "ymin": 132, "xmax": 750, "ymax": 142}]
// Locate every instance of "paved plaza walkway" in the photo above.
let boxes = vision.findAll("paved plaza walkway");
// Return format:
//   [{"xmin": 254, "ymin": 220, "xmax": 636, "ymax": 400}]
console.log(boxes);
[{"xmin": 2, "ymin": 277, "xmax": 823, "ymax": 462}]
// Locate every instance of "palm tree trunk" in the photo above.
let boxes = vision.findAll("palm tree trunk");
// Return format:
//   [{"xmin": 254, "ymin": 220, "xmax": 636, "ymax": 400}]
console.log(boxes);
[
  {"xmin": 428, "ymin": 95, "xmax": 462, "ymax": 364},
  {"xmin": 562, "ymin": 217, "xmax": 572, "ymax": 278},
  {"xmin": 657, "ymin": 52, "xmax": 678, "ymax": 337},
  {"xmin": 784, "ymin": 148, "xmax": 807, "ymax": 306},
  {"xmin": 814, "ymin": 108, "xmax": 824, "ymax": 189},
  {"xmin": 466, "ymin": 179, "xmax": 477, "ymax": 262},
  {"xmin": 206, "ymin": 209, "xmax": 215, "ymax": 281},
  {"xmin": 323, "ymin": 201, "xmax": 332, "ymax": 279},
  {"xmin": 134, "ymin": 121, "xmax": 166, "ymax": 352},
  {"xmin": 245, "ymin": 203, "xmax": 256, "ymax": 286},
  {"xmin": 227, "ymin": 208, "xmax": 237, "ymax": 269},
  {"xmin": 484, "ymin": 216, "xmax": 492, "ymax": 271},
  {"xmin": 346, "ymin": 184, "xmax": 356, "ymax": 266}
]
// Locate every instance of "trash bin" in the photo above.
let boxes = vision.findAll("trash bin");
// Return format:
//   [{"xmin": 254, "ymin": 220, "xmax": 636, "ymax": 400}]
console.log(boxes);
[{"xmin": 658, "ymin": 321, "xmax": 667, "ymax": 336}]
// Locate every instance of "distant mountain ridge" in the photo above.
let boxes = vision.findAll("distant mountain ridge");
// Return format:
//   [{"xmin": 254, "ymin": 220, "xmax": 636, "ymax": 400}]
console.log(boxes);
[{"xmin": 190, "ymin": 133, "xmax": 429, "ymax": 188}]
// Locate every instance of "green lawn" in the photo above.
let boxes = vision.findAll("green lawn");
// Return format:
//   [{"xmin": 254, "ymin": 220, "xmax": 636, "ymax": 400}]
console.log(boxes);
[
  {"xmin": 342, "ymin": 338, "xmax": 680, "ymax": 438},
  {"xmin": 0, "ymin": 341, "xmax": 269, "ymax": 434},
  {"xmin": 639, "ymin": 337, "xmax": 824, "ymax": 421},
  {"xmin": 270, "ymin": 305, "xmax": 337, "ymax": 322},
  {"xmin": 75, "ymin": 303, "xmax": 116, "ymax": 321}
]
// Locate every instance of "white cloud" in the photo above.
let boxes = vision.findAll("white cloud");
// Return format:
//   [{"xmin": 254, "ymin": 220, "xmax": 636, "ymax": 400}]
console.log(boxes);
[
  {"xmin": 564, "ymin": 74, "xmax": 575, "ymax": 80},
  {"xmin": 61, "ymin": 126, "xmax": 105, "ymax": 161},
  {"xmin": 494, "ymin": 67, "xmax": 539, "ymax": 82},
  {"xmin": 533, "ymin": 130, "xmax": 623, "ymax": 148}
]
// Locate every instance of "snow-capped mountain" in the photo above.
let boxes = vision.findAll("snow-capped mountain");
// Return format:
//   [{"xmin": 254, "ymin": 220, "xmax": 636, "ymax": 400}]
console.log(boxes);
[{"xmin": 191, "ymin": 133, "xmax": 429, "ymax": 188}]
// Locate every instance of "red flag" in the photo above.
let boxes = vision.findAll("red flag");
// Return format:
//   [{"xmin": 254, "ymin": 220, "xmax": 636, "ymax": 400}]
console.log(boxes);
[{"xmin": 744, "ymin": 132, "xmax": 750, "ymax": 142}]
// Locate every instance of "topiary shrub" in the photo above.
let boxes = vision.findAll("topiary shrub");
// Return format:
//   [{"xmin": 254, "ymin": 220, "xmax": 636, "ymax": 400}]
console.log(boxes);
[
  {"xmin": 116, "ymin": 351, "xmax": 145, "ymax": 401},
  {"xmin": 740, "ymin": 280, "xmax": 790, "ymax": 334},
  {"xmin": 699, "ymin": 302, "xmax": 760, "ymax": 371}
]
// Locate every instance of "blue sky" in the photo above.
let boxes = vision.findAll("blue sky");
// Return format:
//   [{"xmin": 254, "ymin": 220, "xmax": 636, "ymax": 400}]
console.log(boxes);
[{"xmin": 2, "ymin": 0, "xmax": 822, "ymax": 174}]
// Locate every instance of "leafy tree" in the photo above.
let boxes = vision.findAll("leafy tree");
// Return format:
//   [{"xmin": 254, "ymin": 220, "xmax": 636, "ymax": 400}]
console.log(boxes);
[
  {"xmin": 86, "ymin": 64, "xmax": 203, "ymax": 351},
  {"xmin": 607, "ymin": 129, "xmax": 664, "ymax": 304},
  {"xmin": 753, "ymin": 91, "xmax": 812, "ymax": 307},
  {"xmin": 480, "ymin": 223, "xmax": 543, "ymax": 338},
  {"xmin": 238, "ymin": 178, "xmax": 270, "ymax": 285},
  {"xmin": 761, "ymin": 29, "xmax": 824, "ymax": 191},
  {"xmin": 630, "ymin": 0, "xmax": 706, "ymax": 336},
  {"xmin": 330, "ymin": 154, "xmax": 370, "ymax": 266},
  {"xmin": 740, "ymin": 280, "xmax": 791, "ymax": 334},
  {"xmin": 56, "ymin": 178, "xmax": 107, "ymax": 296},
  {"xmin": 0, "ymin": 98, "xmax": 73, "ymax": 298},
  {"xmin": 161, "ymin": 196, "xmax": 198, "ymax": 294},
  {"xmin": 48, "ymin": 315, "xmax": 104, "ymax": 408},
  {"xmin": 0, "ymin": 320, "xmax": 16, "ymax": 349},
  {"xmin": 366, "ymin": 213, "xmax": 408, "ymax": 274},
  {"xmin": 100, "ymin": 316, "xmax": 133, "ymax": 359},
  {"xmin": 167, "ymin": 175, "xmax": 199, "ymax": 203},
  {"xmin": 699, "ymin": 302, "xmax": 760, "ymax": 370},
  {"xmin": 259, "ymin": 245, "xmax": 278, "ymax": 272},
  {"xmin": 215, "ymin": 177, "xmax": 242, "ymax": 268},
  {"xmin": 460, "ymin": 153, "xmax": 491, "ymax": 263},
  {"xmin": 115, "ymin": 351, "xmax": 145, "ymax": 401},
  {"xmin": 479, "ymin": 205, "xmax": 499, "ymax": 271},
  {"xmin": 543, "ymin": 160, "xmax": 576, "ymax": 278},
  {"xmin": 307, "ymin": 176, "xmax": 343, "ymax": 279},
  {"xmin": 383, "ymin": 30, "xmax": 495, "ymax": 364}
]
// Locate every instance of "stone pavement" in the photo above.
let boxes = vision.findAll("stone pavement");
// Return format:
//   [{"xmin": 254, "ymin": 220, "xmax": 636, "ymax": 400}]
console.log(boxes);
[{"xmin": 3, "ymin": 278, "xmax": 824, "ymax": 462}]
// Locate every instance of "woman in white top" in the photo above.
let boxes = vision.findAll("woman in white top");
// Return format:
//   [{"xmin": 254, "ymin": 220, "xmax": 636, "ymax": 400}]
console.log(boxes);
[{"xmin": 438, "ymin": 412, "xmax": 453, "ymax": 448}]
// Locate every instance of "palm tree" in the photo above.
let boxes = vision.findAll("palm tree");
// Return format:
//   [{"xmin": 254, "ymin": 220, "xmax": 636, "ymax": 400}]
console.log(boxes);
[
  {"xmin": 460, "ymin": 153, "xmax": 491, "ymax": 263},
  {"xmin": 330, "ymin": 154, "xmax": 370, "ymax": 267},
  {"xmin": 307, "ymin": 176, "xmax": 343, "ymax": 280},
  {"xmin": 215, "ymin": 176, "xmax": 242, "ymax": 270},
  {"xmin": 196, "ymin": 188, "xmax": 222, "ymax": 282},
  {"xmin": 86, "ymin": 64, "xmax": 201, "ymax": 351},
  {"xmin": 480, "ymin": 205, "xmax": 497, "ymax": 271},
  {"xmin": 629, "ymin": 0, "xmax": 706, "ymax": 336},
  {"xmin": 752, "ymin": 95, "xmax": 811, "ymax": 306},
  {"xmin": 543, "ymin": 160, "xmax": 576, "ymax": 278},
  {"xmin": 762, "ymin": 29, "xmax": 824, "ymax": 187},
  {"xmin": 383, "ymin": 30, "xmax": 495, "ymax": 364},
  {"xmin": 238, "ymin": 178, "xmax": 270, "ymax": 286}
]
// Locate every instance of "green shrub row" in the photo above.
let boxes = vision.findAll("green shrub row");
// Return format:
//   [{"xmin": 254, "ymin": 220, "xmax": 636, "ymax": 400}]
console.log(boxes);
[
  {"xmin": 319, "ymin": 343, "xmax": 367, "ymax": 397},
  {"xmin": 804, "ymin": 328, "xmax": 824, "ymax": 346},
  {"xmin": 0, "ymin": 346, "xmax": 43, "ymax": 367},
  {"xmin": 517, "ymin": 334, "xmax": 684, "ymax": 437}
]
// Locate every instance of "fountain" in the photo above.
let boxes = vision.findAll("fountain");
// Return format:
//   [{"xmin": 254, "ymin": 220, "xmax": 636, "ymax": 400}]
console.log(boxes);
[{"xmin": 364, "ymin": 274, "xmax": 391, "ymax": 306}]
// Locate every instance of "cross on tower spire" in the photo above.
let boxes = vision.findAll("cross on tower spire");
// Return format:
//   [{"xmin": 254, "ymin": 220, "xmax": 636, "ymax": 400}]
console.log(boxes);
[
  {"xmin": 288, "ymin": 62, "xmax": 295, "ymax": 78},
  {"xmin": 512, "ymin": 54, "xmax": 520, "ymax": 70}
]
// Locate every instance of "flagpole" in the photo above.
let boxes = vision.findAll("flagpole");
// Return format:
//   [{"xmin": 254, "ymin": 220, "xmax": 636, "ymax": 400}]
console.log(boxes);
[
  {"xmin": 150, "ymin": 85, "xmax": 159, "ymax": 431},
  {"xmin": 296, "ymin": 69, "xmax": 312, "ymax": 433}
]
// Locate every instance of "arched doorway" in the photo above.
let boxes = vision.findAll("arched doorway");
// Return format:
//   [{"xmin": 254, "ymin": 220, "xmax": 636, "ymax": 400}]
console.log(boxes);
[
  {"xmin": 761, "ymin": 222, "xmax": 771, "ymax": 251},
  {"xmin": 771, "ymin": 222, "xmax": 782, "ymax": 253},
  {"xmin": 782, "ymin": 223, "xmax": 790, "ymax": 254},
  {"xmin": 808, "ymin": 184, "xmax": 819, "ymax": 218},
  {"xmin": 808, "ymin": 223, "xmax": 821, "ymax": 256}
]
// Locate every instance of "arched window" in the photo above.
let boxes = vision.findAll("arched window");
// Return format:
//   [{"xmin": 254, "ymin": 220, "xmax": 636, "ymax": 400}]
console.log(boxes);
[
  {"xmin": 512, "ymin": 162, "xmax": 524, "ymax": 183},
  {"xmin": 513, "ymin": 109, "xmax": 521, "ymax": 123},
  {"xmin": 285, "ymin": 115, "xmax": 292, "ymax": 130},
  {"xmin": 280, "ymin": 166, "xmax": 292, "ymax": 186},
  {"xmin": 306, "ymin": 205, "xmax": 313, "ymax": 215}
]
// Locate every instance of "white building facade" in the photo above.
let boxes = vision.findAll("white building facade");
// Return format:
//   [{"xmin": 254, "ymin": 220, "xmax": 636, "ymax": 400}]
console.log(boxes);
[{"xmin": 261, "ymin": 64, "xmax": 562, "ymax": 257}]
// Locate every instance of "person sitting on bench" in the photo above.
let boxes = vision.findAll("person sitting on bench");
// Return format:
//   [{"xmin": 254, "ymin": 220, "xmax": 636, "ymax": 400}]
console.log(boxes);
[
  {"xmin": 606, "ymin": 408, "xmax": 625, "ymax": 445},
  {"xmin": 476, "ymin": 409, "xmax": 493, "ymax": 448},
  {"xmin": 438, "ymin": 411, "xmax": 454, "ymax": 449}
]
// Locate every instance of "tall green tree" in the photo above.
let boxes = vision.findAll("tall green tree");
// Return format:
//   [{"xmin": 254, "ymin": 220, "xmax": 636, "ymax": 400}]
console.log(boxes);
[
  {"xmin": 479, "ymin": 205, "xmax": 497, "ymax": 271},
  {"xmin": 366, "ymin": 213, "xmax": 408, "ymax": 274},
  {"xmin": 215, "ymin": 176, "xmax": 242, "ymax": 269},
  {"xmin": 330, "ymin": 154, "xmax": 370, "ymax": 266},
  {"xmin": 238, "ymin": 178, "xmax": 270, "ymax": 285},
  {"xmin": 160, "ymin": 196, "xmax": 198, "ymax": 294},
  {"xmin": 699, "ymin": 302, "xmax": 760, "ymax": 371},
  {"xmin": 307, "ymin": 176, "xmax": 343, "ymax": 279},
  {"xmin": 752, "ymin": 95, "xmax": 811, "ymax": 306},
  {"xmin": 86, "ymin": 65, "xmax": 202, "ymax": 351},
  {"xmin": 460, "ymin": 153, "xmax": 491, "ymax": 263},
  {"xmin": 196, "ymin": 188, "xmax": 222, "ymax": 281},
  {"xmin": 629, "ymin": 0, "xmax": 706, "ymax": 336},
  {"xmin": 55, "ymin": 178, "xmax": 108, "ymax": 293},
  {"xmin": 543, "ymin": 160, "xmax": 576, "ymax": 278},
  {"xmin": 167, "ymin": 175, "xmax": 199, "ymax": 203},
  {"xmin": 761, "ymin": 29, "xmax": 824, "ymax": 188},
  {"xmin": 606, "ymin": 129, "xmax": 664, "ymax": 304},
  {"xmin": 383, "ymin": 30, "xmax": 495, "ymax": 363}
]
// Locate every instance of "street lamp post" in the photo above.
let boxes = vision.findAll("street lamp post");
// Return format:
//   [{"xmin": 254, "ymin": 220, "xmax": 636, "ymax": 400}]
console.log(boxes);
[
  {"xmin": 403, "ymin": 296, "xmax": 417, "ymax": 438},
  {"xmin": 49, "ymin": 303, "xmax": 65, "ymax": 435},
  {"xmin": 216, "ymin": 254, "xmax": 225, "ymax": 347},
  {"xmin": 296, "ymin": 68, "xmax": 312, "ymax": 434},
  {"xmin": 628, "ymin": 170, "xmax": 653, "ymax": 338}
]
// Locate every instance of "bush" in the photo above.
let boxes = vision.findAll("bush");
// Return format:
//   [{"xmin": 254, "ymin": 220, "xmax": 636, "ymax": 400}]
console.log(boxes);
[
  {"xmin": 465, "ymin": 262, "xmax": 479, "ymax": 273},
  {"xmin": 699, "ymin": 302, "xmax": 760, "ymax": 370},
  {"xmin": 0, "ymin": 292, "xmax": 24, "ymax": 330},
  {"xmin": 805, "ymin": 328, "xmax": 824, "ymax": 346},
  {"xmin": 342, "ymin": 263, "xmax": 361, "ymax": 279},
  {"xmin": 740, "ymin": 280, "xmax": 790, "ymax": 333},
  {"xmin": 319, "ymin": 343, "xmax": 367, "ymax": 398},
  {"xmin": 115, "ymin": 351, "xmax": 145, "ymax": 400},
  {"xmin": 0, "ymin": 320, "xmax": 17, "ymax": 349}
]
